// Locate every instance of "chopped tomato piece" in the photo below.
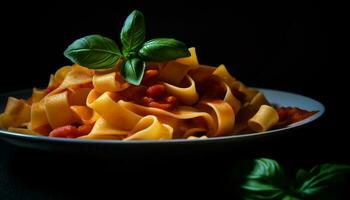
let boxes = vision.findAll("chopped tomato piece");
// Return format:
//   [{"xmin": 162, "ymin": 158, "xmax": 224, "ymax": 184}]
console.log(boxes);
[
  {"xmin": 165, "ymin": 96, "xmax": 178, "ymax": 105},
  {"xmin": 77, "ymin": 124, "xmax": 93, "ymax": 136},
  {"xmin": 144, "ymin": 69, "xmax": 159, "ymax": 80},
  {"xmin": 49, "ymin": 124, "xmax": 93, "ymax": 138},
  {"xmin": 147, "ymin": 84, "xmax": 166, "ymax": 99},
  {"xmin": 49, "ymin": 125, "xmax": 79, "ymax": 138},
  {"xmin": 142, "ymin": 96, "xmax": 154, "ymax": 104},
  {"xmin": 120, "ymin": 85, "xmax": 147, "ymax": 102}
]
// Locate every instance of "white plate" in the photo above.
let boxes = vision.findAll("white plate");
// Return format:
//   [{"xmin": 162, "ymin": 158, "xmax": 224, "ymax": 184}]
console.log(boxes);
[{"xmin": 0, "ymin": 88, "xmax": 324, "ymax": 155}]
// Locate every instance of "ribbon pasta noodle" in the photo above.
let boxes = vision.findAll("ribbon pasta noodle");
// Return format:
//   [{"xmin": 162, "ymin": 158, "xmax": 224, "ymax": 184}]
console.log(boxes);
[{"xmin": 0, "ymin": 48, "xmax": 316, "ymax": 140}]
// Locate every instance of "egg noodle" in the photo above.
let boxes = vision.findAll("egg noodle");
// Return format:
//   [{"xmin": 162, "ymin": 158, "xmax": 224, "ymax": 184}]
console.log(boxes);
[{"xmin": 1, "ymin": 48, "xmax": 313, "ymax": 140}]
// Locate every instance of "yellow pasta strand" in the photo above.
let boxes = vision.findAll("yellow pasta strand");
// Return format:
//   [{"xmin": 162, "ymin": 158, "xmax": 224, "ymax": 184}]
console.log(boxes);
[
  {"xmin": 68, "ymin": 88, "xmax": 92, "ymax": 106},
  {"xmin": 163, "ymin": 75, "xmax": 199, "ymax": 105},
  {"xmin": 124, "ymin": 115, "xmax": 173, "ymax": 140},
  {"xmin": 249, "ymin": 92, "xmax": 270, "ymax": 113},
  {"xmin": 44, "ymin": 91, "xmax": 76, "ymax": 128},
  {"xmin": 31, "ymin": 88, "xmax": 46, "ymax": 103},
  {"xmin": 248, "ymin": 105, "xmax": 279, "ymax": 132},
  {"xmin": 120, "ymin": 101, "xmax": 215, "ymax": 134},
  {"xmin": 48, "ymin": 65, "xmax": 94, "ymax": 96},
  {"xmin": 70, "ymin": 106, "xmax": 99, "ymax": 124},
  {"xmin": 159, "ymin": 61, "xmax": 193, "ymax": 85},
  {"xmin": 223, "ymin": 83, "xmax": 241, "ymax": 114},
  {"xmin": 93, "ymin": 72, "xmax": 129, "ymax": 93},
  {"xmin": 187, "ymin": 135, "xmax": 208, "ymax": 140},
  {"xmin": 89, "ymin": 92, "xmax": 141, "ymax": 130},
  {"xmin": 54, "ymin": 66, "xmax": 72, "ymax": 84},
  {"xmin": 198, "ymin": 100, "xmax": 235, "ymax": 137},
  {"xmin": 30, "ymin": 102, "xmax": 50, "ymax": 132},
  {"xmin": 84, "ymin": 118, "xmax": 129, "ymax": 137},
  {"xmin": 176, "ymin": 47, "xmax": 199, "ymax": 67},
  {"xmin": 0, "ymin": 97, "xmax": 30, "ymax": 129},
  {"xmin": 212, "ymin": 64, "xmax": 237, "ymax": 88}
]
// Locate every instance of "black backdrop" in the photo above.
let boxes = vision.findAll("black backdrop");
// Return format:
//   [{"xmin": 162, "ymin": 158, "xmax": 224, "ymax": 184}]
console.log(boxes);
[
  {"xmin": 3, "ymin": 2, "xmax": 343, "ymax": 147},
  {"xmin": 2, "ymin": 2, "xmax": 330, "ymax": 96},
  {"xmin": 1, "ymin": 1, "xmax": 349, "ymax": 199}
]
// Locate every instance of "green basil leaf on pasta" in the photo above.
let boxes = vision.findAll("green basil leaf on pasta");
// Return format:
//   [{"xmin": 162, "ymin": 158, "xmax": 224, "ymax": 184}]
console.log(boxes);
[
  {"xmin": 120, "ymin": 10, "xmax": 146, "ymax": 56},
  {"xmin": 138, "ymin": 38, "xmax": 190, "ymax": 61},
  {"xmin": 64, "ymin": 35, "xmax": 122, "ymax": 69},
  {"xmin": 121, "ymin": 58, "xmax": 145, "ymax": 86}
]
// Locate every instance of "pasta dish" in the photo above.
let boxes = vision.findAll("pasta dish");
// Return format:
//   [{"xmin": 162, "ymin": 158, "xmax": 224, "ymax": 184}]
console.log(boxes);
[
  {"xmin": 0, "ymin": 51, "xmax": 316, "ymax": 140},
  {"xmin": 0, "ymin": 10, "xmax": 317, "ymax": 140}
]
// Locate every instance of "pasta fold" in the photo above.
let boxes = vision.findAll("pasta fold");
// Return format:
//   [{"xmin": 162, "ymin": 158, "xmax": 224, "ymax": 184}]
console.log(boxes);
[
  {"xmin": 88, "ymin": 92, "xmax": 141, "ymax": 130},
  {"xmin": 93, "ymin": 72, "xmax": 129, "ymax": 93},
  {"xmin": 248, "ymin": 105, "xmax": 279, "ymax": 132},
  {"xmin": 124, "ymin": 116, "xmax": 173, "ymax": 140},
  {"xmin": 0, "ymin": 97, "xmax": 31, "ymax": 129},
  {"xmin": 44, "ymin": 91, "xmax": 76, "ymax": 128},
  {"xmin": 163, "ymin": 75, "xmax": 199, "ymax": 105}
]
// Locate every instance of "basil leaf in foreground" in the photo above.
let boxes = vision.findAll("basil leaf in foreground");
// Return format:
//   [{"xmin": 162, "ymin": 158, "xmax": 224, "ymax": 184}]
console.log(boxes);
[
  {"xmin": 120, "ymin": 10, "xmax": 145, "ymax": 56},
  {"xmin": 138, "ymin": 38, "xmax": 190, "ymax": 61},
  {"xmin": 297, "ymin": 164, "xmax": 350, "ymax": 199},
  {"xmin": 121, "ymin": 58, "xmax": 145, "ymax": 85},
  {"xmin": 64, "ymin": 35, "xmax": 122, "ymax": 69},
  {"xmin": 241, "ymin": 158, "xmax": 291, "ymax": 200}
]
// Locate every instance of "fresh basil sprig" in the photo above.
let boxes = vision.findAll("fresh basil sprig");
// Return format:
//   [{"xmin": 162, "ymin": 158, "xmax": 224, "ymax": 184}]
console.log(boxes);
[
  {"xmin": 139, "ymin": 38, "xmax": 191, "ymax": 61},
  {"xmin": 296, "ymin": 164, "xmax": 350, "ymax": 199},
  {"xmin": 63, "ymin": 10, "xmax": 190, "ymax": 85},
  {"xmin": 121, "ymin": 57, "xmax": 145, "ymax": 85},
  {"xmin": 120, "ymin": 10, "xmax": 145, "ymax": 56},
  {"xmin": 239, "ymin": 158, "xmax": 350, "ymax": 200},
  {"xmin": 64, "ymin": 35, "xmax": 122, "ymax": 69},
  {"xmin": 241, "ymin": 158, "xmax": 292, "ymax": 200}
]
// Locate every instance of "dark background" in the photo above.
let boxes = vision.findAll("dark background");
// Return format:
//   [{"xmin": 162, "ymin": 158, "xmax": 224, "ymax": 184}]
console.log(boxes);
[
  {"xmin": 1, "ymin": 1, "xmax": 348, "ymax": 199},
  {"xmin": 2, "ymin": 2, "xmax": 331, "ymax": 96}
]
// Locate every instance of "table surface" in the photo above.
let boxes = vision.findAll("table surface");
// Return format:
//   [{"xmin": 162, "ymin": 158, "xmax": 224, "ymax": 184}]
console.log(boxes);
[{"xmin": 1, "ymin": 117, "xmax": 349, "ymax": 199}]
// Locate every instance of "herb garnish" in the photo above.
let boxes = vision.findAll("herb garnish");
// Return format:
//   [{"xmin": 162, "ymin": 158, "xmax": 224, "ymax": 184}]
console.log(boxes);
[
  {"xmin": 64, "ymin": 10, "xmax": 190, "ymax": 85},
  {"xmin": 239, "ymin": 158, "xmax": 350, "ymax": 200}
]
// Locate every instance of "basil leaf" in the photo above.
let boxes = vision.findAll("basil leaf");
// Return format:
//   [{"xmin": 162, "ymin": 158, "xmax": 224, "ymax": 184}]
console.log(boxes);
[
  {"xmin": 121, "ymin": 58, "xmax": 145, "ymax": 85},
  {"xmin": 64, "ymin": 35, "xmax": 122, "ymax": 69},
  {"xmin": 241, "ymin": 158, "xmax": 291, "ymax": 200},
  {"xmin": 297, "ymin": 164, "xmax": 350, "ymax": 199},
  {"xmin": 120, "ymin": 10, "xmax": 145, "ymax": 55},
  {"xmin": 296, "ymin": 169, "xmax": 312, "ymax": 185},
  {"xmin": 238, "ymin": 159, "xmax": 350, "ymax": 200},
  {"xmin": 138, "ymin": 38, "xmax": 190, "ymax": 61}
]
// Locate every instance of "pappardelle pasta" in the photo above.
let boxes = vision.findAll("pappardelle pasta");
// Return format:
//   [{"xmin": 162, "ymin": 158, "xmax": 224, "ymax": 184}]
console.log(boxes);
[
  {"xmin": 0, "ymin": 48, "xmax": 317, "ymax": 140},
  {"xmin": 0, "ymin": 10, "xmax": 317, "ymax": 140}
]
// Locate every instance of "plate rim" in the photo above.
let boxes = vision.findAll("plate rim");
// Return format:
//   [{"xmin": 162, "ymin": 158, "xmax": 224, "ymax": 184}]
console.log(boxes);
[{"xmin": 0, "ymin": 88, "xmax": 325, "ymax": 145}]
